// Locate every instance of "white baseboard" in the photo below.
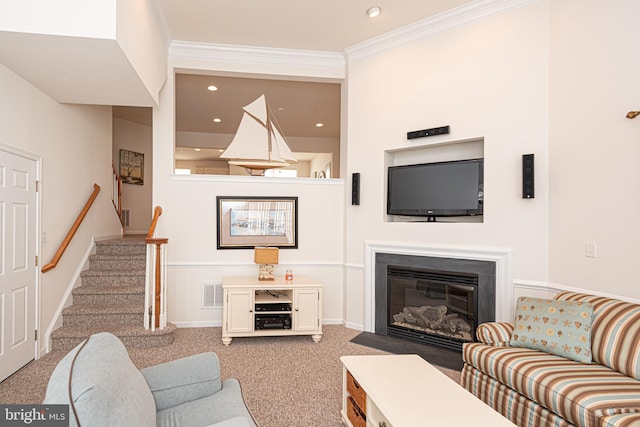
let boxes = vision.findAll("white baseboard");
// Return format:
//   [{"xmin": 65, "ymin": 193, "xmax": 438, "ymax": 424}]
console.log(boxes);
[
  {"xmin": 171, "ymin": 320, "xmax": 222, "ymax": 328},
  {"xmin": 343, "ymin": 321, "xmax": 364, "ymax": 331},
  {"xmin": 171, "ymin": 318, "xmax": 343, "ymax": 328}
]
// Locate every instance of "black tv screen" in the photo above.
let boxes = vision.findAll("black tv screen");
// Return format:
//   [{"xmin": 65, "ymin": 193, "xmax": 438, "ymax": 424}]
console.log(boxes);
[{"xmin": 387, "ymin": 158, "xmax": 483, "ymax": 218}]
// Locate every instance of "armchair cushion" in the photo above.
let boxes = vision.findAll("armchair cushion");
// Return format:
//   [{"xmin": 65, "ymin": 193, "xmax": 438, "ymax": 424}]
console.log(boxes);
[
  {"xmin": 156, "ymin": 379, "xmax": 254, "ymax": 427},
  {"xmin": 141, "ymin": 352, "xmax": 222, "ymax": 411}
]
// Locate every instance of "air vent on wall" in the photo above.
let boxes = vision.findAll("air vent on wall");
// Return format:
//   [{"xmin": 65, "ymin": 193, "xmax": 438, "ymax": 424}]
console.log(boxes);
[{"xmin": 202, "ymin": 281, "xmax": 223, "ymax": 308}]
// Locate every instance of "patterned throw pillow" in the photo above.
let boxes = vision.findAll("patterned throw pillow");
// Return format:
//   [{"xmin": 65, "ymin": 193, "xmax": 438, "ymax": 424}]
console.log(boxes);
[{"xmin": 509, "ymin": 296, "xmax": 594, "ymax": 363}]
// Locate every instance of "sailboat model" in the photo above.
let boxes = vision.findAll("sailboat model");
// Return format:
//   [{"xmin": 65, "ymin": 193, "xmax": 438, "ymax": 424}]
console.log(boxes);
[{"xmin": 220, "ymin": 94, "xmax": 297, "ymax": 174}]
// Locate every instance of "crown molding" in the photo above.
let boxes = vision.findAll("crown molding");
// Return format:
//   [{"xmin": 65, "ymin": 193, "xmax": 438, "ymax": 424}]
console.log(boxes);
[
  {"xmin": 346, "ymin": 0, "xmax": 538, "ymax": 61},
  {"xmin": 149, "ymin": 0, "xmax": 173, "ymax": 51},
  {"xmin": 169, "ymin": 41, "xmax": 345, "ymax": 78}
]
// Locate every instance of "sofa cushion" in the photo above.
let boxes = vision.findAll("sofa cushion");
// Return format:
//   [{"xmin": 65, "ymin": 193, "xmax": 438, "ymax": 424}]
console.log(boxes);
[
  {"xmin": 464, "ymin": 342, "xmax": 640, "ymax": 427},
  {"xmin": 596, "ymin": 413, "xmax": 640, "ymax": 427},
  {"xmin": 510, "ymin": 296, "xmax": 594, "ymax": 363},
  {"xmin": 554, "ymin": 292, "xmax": 640, "ymax": 380},
  {"xmin": 43, "ymin": 332, "xmax": 156, "ymax": 427}
]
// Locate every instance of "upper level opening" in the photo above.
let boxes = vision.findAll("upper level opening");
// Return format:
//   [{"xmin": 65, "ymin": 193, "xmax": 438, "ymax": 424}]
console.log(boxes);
[{"xmin": 174, "ymin": 72, "xmax": 342, "ymax": 178}]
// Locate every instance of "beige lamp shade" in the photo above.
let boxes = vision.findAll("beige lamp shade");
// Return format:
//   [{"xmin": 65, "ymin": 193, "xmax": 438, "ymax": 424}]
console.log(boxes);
[{"xmin": 254, "ymin": 247, "xmax": 279, "ymax": 264}]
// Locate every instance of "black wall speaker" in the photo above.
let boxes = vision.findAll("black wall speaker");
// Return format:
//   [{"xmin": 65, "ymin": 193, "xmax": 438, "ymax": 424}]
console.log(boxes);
[
  {"xmin": 522, "ymin": 154, "xmax": 535, "ymax": 199},
  {"xmin": 352, "ymin": 173, "xmax": 360, "ymax": 205}
]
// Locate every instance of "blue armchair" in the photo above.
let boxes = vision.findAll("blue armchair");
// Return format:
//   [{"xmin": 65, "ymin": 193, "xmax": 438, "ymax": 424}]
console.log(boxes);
[{"xmin": 43, "ymin": 332, "xmax": 256, "ymax": 427}]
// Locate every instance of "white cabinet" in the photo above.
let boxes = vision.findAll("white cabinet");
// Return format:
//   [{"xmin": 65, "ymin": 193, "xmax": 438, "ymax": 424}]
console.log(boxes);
[
  {"xmin": 293, "ymin": 288, "xmax": 320, "ymax": 331},
  {"xmin": 225, "ymin": 289, "xmax": 253, "ymax": 333},
  {"xmin": 221, "ymin": 276, "xmax": 323, "ymax": 345}
]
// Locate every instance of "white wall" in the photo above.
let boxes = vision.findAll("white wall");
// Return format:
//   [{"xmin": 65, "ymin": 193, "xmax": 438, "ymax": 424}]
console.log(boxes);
[
  {"xmin": 0, "ymin": 62, "xmax": 122, "ymax": 355},
  {"xmin": 113, "ymin": 117, "xmax": 153, "ymax": 233},
  {"xmin": 343, "ymin": 2, "xmax": 550, "ymax": 328},
  {"xmin": 547, "ymin": 0, "xmax": 640, "ymax": 298},
  {"xmin": 152, "ymin": 55, "xmax": 346, "ymax": 326}
]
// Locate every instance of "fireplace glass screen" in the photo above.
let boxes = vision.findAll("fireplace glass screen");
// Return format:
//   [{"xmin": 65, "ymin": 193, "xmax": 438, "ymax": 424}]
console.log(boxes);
[{"xmin": 387, "ymin": 266, "xmax": 478, "ymax": 350}]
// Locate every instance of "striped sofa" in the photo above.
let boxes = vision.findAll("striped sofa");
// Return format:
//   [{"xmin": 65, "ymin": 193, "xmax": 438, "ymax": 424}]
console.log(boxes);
[{"xmin": 461, "ymin": 292, "xmax": 640, "ymax": 427}]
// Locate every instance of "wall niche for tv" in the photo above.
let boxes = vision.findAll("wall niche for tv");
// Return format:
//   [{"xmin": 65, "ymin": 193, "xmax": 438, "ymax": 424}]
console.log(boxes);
[{"xmin": 384, "ymin": 137, "xmax": 484, "ymax": 223}]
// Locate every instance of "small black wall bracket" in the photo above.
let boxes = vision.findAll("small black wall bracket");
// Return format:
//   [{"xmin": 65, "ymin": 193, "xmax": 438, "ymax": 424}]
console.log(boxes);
[{"xmin": 407, "ymin": 126, "xmax": 450, "ymax": 140}]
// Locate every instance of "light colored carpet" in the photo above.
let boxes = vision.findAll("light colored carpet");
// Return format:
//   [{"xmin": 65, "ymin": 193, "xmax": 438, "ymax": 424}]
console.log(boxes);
[{"xmin": 0, "ymin": 325, "xmax": 462, "ymax": 426}]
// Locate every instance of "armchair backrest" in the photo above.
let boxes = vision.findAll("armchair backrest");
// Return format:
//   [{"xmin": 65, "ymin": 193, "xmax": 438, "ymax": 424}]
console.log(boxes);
[{"xmin": 43, "ymin": 332, "xmax": 157, "ymax": 427}]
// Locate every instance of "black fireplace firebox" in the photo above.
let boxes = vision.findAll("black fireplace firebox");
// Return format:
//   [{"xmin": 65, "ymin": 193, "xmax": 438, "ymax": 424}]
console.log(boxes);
[
  {"xmin": 387, "ymin": 266, "xmax": 477, "ymax": 351},
  {"xmin": 375, "ymin": 253, "xmax": 496, "ymax": 352}
]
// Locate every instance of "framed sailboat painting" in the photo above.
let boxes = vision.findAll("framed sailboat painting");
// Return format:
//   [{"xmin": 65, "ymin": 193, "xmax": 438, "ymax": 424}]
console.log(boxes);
[{"xmin": 216, "ymin": 196, "xmax": 298, "ymax": 249}]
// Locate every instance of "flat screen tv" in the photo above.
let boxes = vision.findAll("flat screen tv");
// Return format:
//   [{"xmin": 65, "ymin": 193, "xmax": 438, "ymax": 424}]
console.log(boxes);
[{"xmin": 387, "ymin": 158, "xmax": 483, "ymax": 219}]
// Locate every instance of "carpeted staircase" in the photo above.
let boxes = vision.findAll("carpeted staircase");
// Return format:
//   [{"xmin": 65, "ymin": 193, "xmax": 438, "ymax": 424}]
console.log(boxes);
[{"xmin": 50, "ymin": 237, "xmax": 175, "ymax": 351}]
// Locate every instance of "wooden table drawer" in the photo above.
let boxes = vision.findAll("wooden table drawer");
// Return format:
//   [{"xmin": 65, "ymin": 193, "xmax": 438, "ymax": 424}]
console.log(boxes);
[
  {"xmin": 346, "ymin": 370, "xmax": 366, "ymax": 413},
  {"xmin": 347, "ymin": 396, "xmax": 367, "ymax": 427}
]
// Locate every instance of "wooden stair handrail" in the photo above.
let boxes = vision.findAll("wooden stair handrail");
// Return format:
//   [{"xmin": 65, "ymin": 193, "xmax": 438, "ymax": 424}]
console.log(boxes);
[
  {"xmin": 42, "ymin": 183, "xmax": 101, "ymax": 273},
  {"xmin": 147, "ymin": 206, "xmax": 163, "ymax": 239}
]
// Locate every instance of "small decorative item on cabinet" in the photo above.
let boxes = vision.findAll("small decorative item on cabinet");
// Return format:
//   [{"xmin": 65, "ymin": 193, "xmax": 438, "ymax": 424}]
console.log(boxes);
[{"xmin": 255, "ymin": 247, "xmax": 278, "ymax": 280}]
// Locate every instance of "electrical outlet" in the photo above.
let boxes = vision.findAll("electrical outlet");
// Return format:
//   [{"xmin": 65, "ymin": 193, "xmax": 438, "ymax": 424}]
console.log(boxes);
[{"xmin": 585, "ymin": 242, "xmax": 597, "ymax": 258}]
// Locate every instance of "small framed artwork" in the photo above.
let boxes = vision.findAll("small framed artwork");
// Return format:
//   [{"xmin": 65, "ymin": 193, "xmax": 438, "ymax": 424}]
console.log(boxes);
[
  {"xmin": 216, "ymin": 196, "xmax": 298, "ymax": 249},
  {"xmin": 119, "ymin": 149, "xmax": 144, "ymax": 185}
]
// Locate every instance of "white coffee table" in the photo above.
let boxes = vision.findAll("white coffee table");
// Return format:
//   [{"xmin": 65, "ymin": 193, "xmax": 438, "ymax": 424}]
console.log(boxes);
[{"xmin": 341, "ymin": 354, "xmax": 515, "ymax": 427}]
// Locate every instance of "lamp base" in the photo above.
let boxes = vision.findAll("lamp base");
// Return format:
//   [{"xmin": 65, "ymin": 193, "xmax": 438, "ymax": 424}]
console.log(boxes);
[{"xmin": 258, "ymin": 263, "xmax": 275, "ymax": 280}]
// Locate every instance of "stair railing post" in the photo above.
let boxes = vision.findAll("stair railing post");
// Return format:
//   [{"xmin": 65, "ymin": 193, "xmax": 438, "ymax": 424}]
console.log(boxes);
[
  {"xmin": 144, "ymin": 243, "xmax": 153, "ymax": 330},
  {"xmin": 160, "ymin": 242, "xmax": 168, "ymax": 329},
  {"xmin": 154, "ymin": 241, "xmax": 162, "ymax": 328},
  {"xmin": 145, "ymin": 237, "xmax": 168, "ymax": 330}
]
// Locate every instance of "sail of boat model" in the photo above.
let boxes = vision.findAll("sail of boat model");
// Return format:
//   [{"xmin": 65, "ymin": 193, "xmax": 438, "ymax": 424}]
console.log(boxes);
[
  {"xmin": 220, "ymin": 112, "xmax": 270, "ymax": 160},
  {"xmin": 220, "ymin": 94, "xmax": 296, "ymax": 167},
  {"xmin": 270, "ymin": 124, "xmax": 296, "ymax": 162}
]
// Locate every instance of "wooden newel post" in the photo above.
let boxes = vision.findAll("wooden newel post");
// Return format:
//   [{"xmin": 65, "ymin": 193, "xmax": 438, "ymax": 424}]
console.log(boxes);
[{"xmin": 146, "ymin": 237, "xmax": 168, "ymax": 328}]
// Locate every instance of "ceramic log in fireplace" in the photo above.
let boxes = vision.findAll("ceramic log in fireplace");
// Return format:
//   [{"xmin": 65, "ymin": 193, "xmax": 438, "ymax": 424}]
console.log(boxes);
[{"xmin": 375, "ymin": 253, "xmax": 496, "ymax": 352}]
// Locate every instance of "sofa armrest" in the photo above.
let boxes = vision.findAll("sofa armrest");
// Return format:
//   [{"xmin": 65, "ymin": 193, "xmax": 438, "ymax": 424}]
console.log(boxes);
[
  {"xmin": 476, "ymin": 322, "xmax": 514, "ymax": 346},
  {"xmin": 141, "ymin": 352, "xmax": 222, "ymax": 411}
]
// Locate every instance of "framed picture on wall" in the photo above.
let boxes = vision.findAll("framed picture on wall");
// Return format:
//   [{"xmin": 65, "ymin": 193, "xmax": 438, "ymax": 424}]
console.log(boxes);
[
  {"xmin": 119, "ymin": 149, "xmax": 144, "ymax": 185},
  {"xmin": 216, "ymin": 196, "xmax": 298, "ymax": 249}
]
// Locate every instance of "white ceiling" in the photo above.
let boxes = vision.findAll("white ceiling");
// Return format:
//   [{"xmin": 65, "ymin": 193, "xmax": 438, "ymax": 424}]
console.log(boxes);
[
  {"xmin": 157, "ymin": 0, "xmax": 474, "ymax": 52},
  {"xmin": 118, "ymin": 0, "xmax": 475, "ymax": 161}
]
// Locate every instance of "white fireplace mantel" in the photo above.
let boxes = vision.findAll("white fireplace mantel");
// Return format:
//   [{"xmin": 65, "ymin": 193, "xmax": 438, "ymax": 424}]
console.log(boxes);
[{"xmin": 364, "ymin": 241, "xmax": 514, "ymax": 332}]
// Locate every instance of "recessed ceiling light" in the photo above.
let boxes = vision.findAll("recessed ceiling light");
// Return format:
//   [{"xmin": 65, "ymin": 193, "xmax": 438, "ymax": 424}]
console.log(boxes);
[
  {"xmin": 315, "ymin": 123, "xmax": 324, "ymax": 128},
  {"xmin": 207, "ymin": 85, "xmax": 218, "ymax": 91},
  {"xmin": 218, "ymin": 149, "xmax": 224, "ymax": 153},
  {"xmin": 367, "ymin": 6, "xmax": 381, "ymax": 18},
  {"xmin": 213, "ymin": 118, "xmax": 221, "ymax": 123},
  {"xmin": 194, "ymin": 148, "xmax": 201, "ymax": 152}
]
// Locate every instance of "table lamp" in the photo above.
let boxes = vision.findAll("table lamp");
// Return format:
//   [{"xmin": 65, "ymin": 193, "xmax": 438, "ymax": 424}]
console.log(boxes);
[{"xmin": 254, "ymin": 247, "xmax": 278, "ymax": 280}]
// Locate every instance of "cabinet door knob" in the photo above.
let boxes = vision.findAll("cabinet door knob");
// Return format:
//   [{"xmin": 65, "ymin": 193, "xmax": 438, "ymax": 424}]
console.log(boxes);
[
  {"xmin": 249, "ymin": 309, "xmax": 253, "ymax": 312},
  {"xmin": 295, "ymin": 308, "xmax": 299, "ymax": 311},
  {"xmin": 379, "ymin": 422, "xmax": 387, "ymax": 427}
]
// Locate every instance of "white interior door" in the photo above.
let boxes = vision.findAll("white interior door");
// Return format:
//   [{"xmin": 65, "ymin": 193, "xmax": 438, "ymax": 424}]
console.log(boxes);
[{"xmin": 0, "ymin": 149, "xmax": 37, "ymax": 382}]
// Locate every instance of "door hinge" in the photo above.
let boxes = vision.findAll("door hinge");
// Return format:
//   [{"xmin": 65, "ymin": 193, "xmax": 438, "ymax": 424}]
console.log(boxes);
[
  {"xmin": 35, "ymin": 330, "xmax": 38, "ymax": 341},
  {"xmin": 35, "ymin": 180, "xmax": 39, "ymax": 192},
  {"xmin": 35, "ymin": 255, "xmax": 38, "ymax": 267}
]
